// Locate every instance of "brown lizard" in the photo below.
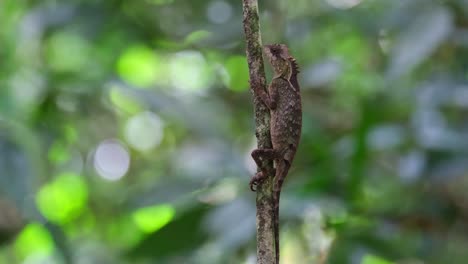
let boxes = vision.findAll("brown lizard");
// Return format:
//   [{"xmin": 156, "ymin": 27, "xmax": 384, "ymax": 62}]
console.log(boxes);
[{"xmin": 250, "ymin": 44, "xmax": 302, "ymax": 264}]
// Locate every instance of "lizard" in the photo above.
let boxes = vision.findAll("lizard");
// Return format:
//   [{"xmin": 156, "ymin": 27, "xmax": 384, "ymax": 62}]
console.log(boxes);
[{"xmin": 250, "ymin": 44, "xmax": 302, "ymax": 264}]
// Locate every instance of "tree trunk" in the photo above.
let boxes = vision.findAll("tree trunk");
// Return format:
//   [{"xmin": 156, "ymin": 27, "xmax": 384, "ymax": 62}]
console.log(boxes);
[{"xmin": 242, "ymin": 1, "xmax": 276, "ymax": 263}]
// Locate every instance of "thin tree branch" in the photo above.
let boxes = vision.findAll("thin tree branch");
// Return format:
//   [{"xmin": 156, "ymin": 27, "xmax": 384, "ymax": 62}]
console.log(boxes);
[{"xmin": 242, "ymin": 1, "xmax": 276, "ymax": 263}]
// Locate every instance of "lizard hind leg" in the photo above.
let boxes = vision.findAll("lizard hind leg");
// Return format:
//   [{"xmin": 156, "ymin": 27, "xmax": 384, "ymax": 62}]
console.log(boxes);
[{"xmin": 250, "ymin": 148, "xmax": 281, "ymax": 191}]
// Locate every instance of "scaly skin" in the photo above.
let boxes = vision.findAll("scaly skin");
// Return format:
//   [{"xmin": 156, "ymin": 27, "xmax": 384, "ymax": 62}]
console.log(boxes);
[{"xmin": 250, "ymin": 44, "xmax": 302, "ymax": 264}]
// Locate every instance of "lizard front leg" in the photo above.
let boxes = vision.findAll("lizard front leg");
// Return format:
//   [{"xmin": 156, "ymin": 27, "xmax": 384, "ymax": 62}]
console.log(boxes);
[
  {"xmin": 254, "ymin": 82, "xmax": 278, "ymax": 110},
  {"xmin": 250, "ymin": 80, "xmax": 279, "ymax": 191},
  {"xmin": 250, "ymin": 149, "xmax": 281, "ymax": 191}
]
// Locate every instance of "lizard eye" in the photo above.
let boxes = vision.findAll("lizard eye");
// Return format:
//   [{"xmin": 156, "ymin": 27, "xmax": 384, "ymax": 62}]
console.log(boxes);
[{"xmin": 270, "ymin": 47, "xmax": 281, "ymax": 56}]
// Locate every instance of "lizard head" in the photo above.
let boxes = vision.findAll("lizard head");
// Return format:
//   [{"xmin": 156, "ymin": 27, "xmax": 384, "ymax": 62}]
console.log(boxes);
[{"xmin": 264, "ymin": 44, "xmax": 291, "ymax": 78}]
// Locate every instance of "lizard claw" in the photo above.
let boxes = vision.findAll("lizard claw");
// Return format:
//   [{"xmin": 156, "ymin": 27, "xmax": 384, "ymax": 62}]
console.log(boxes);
[
  {"xmin": 249, "ymin": 171, "xmax": 266, "ymax": 192},
  {"xmin": 249, "ymin": 179, "xmax": 258, "ymax": 192}
]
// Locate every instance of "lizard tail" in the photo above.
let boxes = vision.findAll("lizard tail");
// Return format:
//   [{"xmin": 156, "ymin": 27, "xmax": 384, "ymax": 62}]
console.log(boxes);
[{"xmin": 274, "ymin": 160, "xmax": 291, "ymax": 264}]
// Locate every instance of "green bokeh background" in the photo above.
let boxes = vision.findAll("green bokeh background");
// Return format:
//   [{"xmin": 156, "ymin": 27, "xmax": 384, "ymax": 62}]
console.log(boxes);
[{"xmin": 1, "ymin": 0, "xmax": 468, "ymax": 263}]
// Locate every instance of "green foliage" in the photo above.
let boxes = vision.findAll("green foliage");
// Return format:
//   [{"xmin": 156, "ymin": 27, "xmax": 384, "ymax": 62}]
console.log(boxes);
[
  {"xmin": 109, "ymin": 85, "xmax": 144, "ymax": 114},
  {"xmin": 132, "ymin": 204, "xmax": 175, "ymax": 233},
  {"xmin": 14, "ymin": 223, "xmax": 54, "ymax": 260},
  {"xmin": 128, "ymin": 205, "xmax": 210, "ymax": 260},
  {"xmin": 1, "ymin": 0, "xmax": 468, "ymax": 263},
  {"xmin": 117, "ymin": 45, "xmax": 163, "ymax": 88},
  {"xmin": 224, "ymin": 56, "xmax": 249, "ymax": 92},
  {"xmin": 48, "ymin": 140, "xmax": 71, "ymax": 164},
  {"xmin": 36, "ymin": 173, "xmax": 88, "ymax": 224},
  {"xmin": 46, "ymin": 31, "xmax": 92, "ymax": 73},
  {"xmin": 362, "ymin": 254, "xmax": 394, "ymax": 264},
  {"xmin": 184, "ymin": 30, "xmax": 213, "ymax": 46}
]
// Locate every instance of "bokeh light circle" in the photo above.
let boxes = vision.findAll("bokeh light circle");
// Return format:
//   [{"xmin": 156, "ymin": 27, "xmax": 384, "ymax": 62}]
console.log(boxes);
[
  {"xmin": 124, "ymin": 111, "xmax": 164, "ymax": 152},
  {"xmin": 93, "ymin": 139, "xmax": 130, "ymax": 181}
]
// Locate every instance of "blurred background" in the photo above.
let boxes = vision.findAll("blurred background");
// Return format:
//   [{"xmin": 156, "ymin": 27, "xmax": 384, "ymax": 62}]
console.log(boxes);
[{"xmin": 1, "ymin": 0, "xmax": 468, "ymax": 263}]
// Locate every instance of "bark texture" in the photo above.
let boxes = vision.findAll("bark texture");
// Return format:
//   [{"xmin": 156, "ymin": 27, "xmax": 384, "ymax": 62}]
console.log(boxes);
[{"xmin": 242, "ymin": 0, "xmax": 276, "ymax": 263}]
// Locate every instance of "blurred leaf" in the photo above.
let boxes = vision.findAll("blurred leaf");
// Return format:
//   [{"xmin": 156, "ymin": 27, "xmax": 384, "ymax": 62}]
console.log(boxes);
[
  {"xmin": 36, "ymin": 172, "xmax": 88, "ymax": 225},
  {"xmin": 109, "ymin": 85, "xmax": 143, "ymax": 114},
  {"xmin": 132, "ymin": 204, "xmax": 175, "ymax": 233},
  {"xmin": 14, "ymin": 223, "xmax": 54, "ymax": 260},
  {"xmin": 361, "ymin": 254, "xmax": 394, "ymax": 264},
  {"xmin": 302, "ymin": 22, "xmax": 380, "ymax": 107},
  {"xmin": 387, "ymin": 6, "xmax": 453, "ymax": 78},
  {"xmin": 169, "ymin": 51, "xmax": 213, "ymax": 92},
  {"xmin": 106, "ymin": 215, "xmax": 144, "ymax": 249},
  {"xmin": 333, "ymin": 34, "xmax": 369, "ymax": 68},
  {"xmin": 47, "ymin": 140, "xmax": 70, "ymax": 164},
  {"xmin": 325, "ymin": 213, "xmax": 348, "ymax": 229},
  {"xmin": 117, "ymin": 45, "xmax": 162, "ymax": 88},
  {"xmin": 349, "ymin": 99, "xmax": 377, "ymax": 202},
  {"xmin": 46, "ymin": 31, "xmax": 91, "ymax": 73},
  {"xmin": 128, "ymin": 204, "xmax": 210, "ymax": 259},
  {"xmin": 224, "ymin": 56, "xmax": 249, "ymax": 92},
  {"xmin": 154, "ymin": 39, "xmax": 184, "ymax": 50},
  {"xmin": 146, "ymin": 0, "xmax": 174, "ymax": 5},
  {"xmin": 63, "ymin": 124, "xmax": 78, "ymax": 144},
  {"xmin": 184, "ymin": 30, "xmax": 213, "ymax": 45}
]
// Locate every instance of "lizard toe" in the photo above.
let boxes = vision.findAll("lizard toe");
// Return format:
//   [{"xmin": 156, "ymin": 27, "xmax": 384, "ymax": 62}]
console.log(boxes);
[{"xmin": 249, "ymin": 180, "xmax": 258, "ymax": 192}]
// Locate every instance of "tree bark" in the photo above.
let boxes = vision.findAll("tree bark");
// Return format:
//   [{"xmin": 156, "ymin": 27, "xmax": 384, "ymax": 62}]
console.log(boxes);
[{"xmin": 242, "ymin": 1, "xmax": 276, "ymax": 263}]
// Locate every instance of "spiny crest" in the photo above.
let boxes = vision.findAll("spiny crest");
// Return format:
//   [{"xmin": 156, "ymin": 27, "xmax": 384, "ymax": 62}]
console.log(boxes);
[
  {"xmin": 288, "ymin": 56, "xmax": 300, "ymax": 90},
  {"xmin": 288, "ymin": 57, "xmax": 300, "ymax": 76}
]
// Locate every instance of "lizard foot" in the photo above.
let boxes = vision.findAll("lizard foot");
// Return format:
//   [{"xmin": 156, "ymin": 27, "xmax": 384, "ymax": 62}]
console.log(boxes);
[{"xmin": 250, "ymin": 171, "xmax": 265, "ymax": 192}]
